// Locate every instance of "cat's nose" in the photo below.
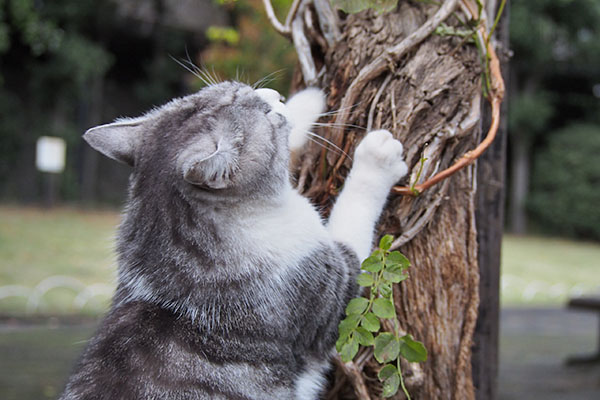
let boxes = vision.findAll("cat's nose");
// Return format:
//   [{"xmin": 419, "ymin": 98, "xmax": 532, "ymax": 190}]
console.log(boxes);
[
  {"xmin": 255, "ymin": 88, "xmax": 284, "ymax": 105},
  {"xmin": 255, "ymin": 88, "xmax": 287, "ymax": 116}
]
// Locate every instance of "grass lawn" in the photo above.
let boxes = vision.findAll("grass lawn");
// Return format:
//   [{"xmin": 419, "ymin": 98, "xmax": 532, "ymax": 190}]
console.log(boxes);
[
  {"xmin": 0, "ymin": 206, "xmax": 120, "ymax": 314},
  {"xmin": 1, "ymin": 206, "xmax": 599, "ymax": 314},
  {"xmin": 501, "ymin": 235, "xmax": 600, "ymax": 306}
]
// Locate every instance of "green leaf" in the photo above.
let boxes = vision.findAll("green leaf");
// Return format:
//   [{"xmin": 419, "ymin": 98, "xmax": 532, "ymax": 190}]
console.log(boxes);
[
  {"xmin": 386, "ymin": 251, "xmax": 410, "ymax": 269},
  {"xmin": 379, "ymin": 234, "xmax": 394, "ymax": 250},
  {"xmin": 338, "ymin": 314, "xmax": 361, "ymax": 338},
  {"xmin": 382, "ymin": 372, "xmax": 400, "ymax": 397},
  {"xmin": 399, "ymin": 334, "xmax": 428, "ymax": 363},
  {"xmin": 379, "ymin": 364, "xmax": 400, "ymax": 398},
  {"xmin": 383, "ymin": 268, "xmax": 408, "ymax": 283},
  {"xmin": 355, "ymin": 327, "xmax": 375, "ymax": 346},
  {"xmin": 362, "ymin": 255, "xmax": 384, "ymax": 272},
  {"xmin": 372, "ymin": 298, "xmax": 395, "ymax": 319},
  {"xmin": 374, "ymin": 332, "xmax": 400, "ymax": 363},
  {"xmin": 337, "ymin": 321, "xmax": 352, "ymax": 341},
  {"xmin": 356, "ymin": 272, "xmax": 374, "ymax": 287},
  {"xmin": 361, "ymin": 312, "xmax": 381, "ymax": 332},
  {"xmin": 377, "ymin": 364, "xmax": 398, "ymax": 380},
  {"xmin": 340, "ymin": 334, "xmax": 360, "ymax": 362},
  {"xmin": 346, "ymin": 297, "xmax": 369, "ymax": 316},
  {"xmin": 370, "ymin": 249, "xmax": 384, "ymax": 258},
  {"xmin": 379, "ymin": 282, "xmax": 392, "ymax": 298},
  {"xmin": 335, "ymin": 335, "xmax": 347, "ymax": 352}
]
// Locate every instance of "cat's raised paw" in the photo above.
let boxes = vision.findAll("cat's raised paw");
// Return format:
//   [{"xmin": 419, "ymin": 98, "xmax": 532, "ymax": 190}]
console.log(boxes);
[
  {"xmin": 354, "ymin": 129, "xmax": 408, "ymax": 182},
  {"xmin": 286, "ymin": 88, "xmax": 326, "ymax": 152}
]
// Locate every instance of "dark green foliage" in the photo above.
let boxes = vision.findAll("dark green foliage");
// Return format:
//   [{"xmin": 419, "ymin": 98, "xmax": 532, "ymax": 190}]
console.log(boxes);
[
  {"xmin": 0, "ymin": 0, "xmax": 200, "ymax": 203},
  {"xmin": 509, "ymin": 0, "xmax": 600, "ymax": 238},
  {"xmin": 511, "ymin": 0, "xmax": 600, "ymax": 71},
  {"xmin": 508, "ymin": 91, "xmax": 555, "ymax": 143},
  {"xmin": 528, "ymin": 124, "xmax": 600, "ymax": 240}
]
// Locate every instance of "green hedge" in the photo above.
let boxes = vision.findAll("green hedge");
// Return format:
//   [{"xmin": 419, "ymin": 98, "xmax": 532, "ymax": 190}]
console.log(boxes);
[{"xmin": 528, "ymin": 123, "xmax": 600, "ymax": 240}]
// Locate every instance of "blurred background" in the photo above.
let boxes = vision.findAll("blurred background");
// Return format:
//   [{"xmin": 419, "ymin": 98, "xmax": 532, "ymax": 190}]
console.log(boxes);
[{"xmin": 0, "ymin": 0, "xmax": 598, "ymax": 399}]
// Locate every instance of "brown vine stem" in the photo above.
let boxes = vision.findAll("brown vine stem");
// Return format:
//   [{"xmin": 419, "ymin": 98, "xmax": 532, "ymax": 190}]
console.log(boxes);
[
  {"xmin": 392, "ymin": 0, "xmax": 506, "ymax": 196},
  {"xmin": 392, "ymin": 96, "xmax": 501, "ymax": 195}
]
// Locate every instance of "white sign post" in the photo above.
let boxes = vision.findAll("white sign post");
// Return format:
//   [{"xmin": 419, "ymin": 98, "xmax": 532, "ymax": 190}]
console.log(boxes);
[
  {"xmin": 36, "ymin": 136, "xmax": 66, "ymax": 173},
  {"xmin": 36, "ymin": 136, "xmax": 66, "ymax": 207}
]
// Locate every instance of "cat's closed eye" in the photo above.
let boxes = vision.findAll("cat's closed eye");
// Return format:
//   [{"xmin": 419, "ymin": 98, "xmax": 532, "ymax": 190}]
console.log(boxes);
[{"xmin": 260, "ymin": 103, "xmax": 271, "ymax": 114}]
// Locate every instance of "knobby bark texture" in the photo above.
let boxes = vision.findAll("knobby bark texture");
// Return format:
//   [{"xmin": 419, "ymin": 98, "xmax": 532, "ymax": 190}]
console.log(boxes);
[{"xmin": 282, "ymin": 1, "xmax": 500, "ymax": 399}]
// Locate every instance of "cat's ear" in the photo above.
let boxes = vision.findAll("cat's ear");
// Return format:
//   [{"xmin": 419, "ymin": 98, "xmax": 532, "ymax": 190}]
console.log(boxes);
[
  {"xmin": 179, "ymin": 138, "xmax": 240, "ymax": 189},
  {"xmin": 83, "ymin": 119, "xmax": 145, "ymax": 166}
]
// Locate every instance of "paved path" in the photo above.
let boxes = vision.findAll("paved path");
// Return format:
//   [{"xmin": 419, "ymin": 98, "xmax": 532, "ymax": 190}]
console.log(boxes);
[
  {"xmin": 0, "ymin": 309, "xmax": 599, "ymax": 399},
  {"xmin": 499, "ymin": 308, "xmax": 600, "ymax": 400}
]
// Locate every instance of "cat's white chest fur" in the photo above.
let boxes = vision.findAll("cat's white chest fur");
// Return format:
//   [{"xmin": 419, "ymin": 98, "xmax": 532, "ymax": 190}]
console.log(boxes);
[{"xmin": 234, "ymin": 185, "xmax": 331, "ymax": 272}]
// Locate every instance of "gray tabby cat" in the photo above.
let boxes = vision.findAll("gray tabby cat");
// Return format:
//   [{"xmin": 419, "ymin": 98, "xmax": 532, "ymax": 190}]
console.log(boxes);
[{"xmin": 60, "ymin": 81, "xmax": 407, "ymax": 400}]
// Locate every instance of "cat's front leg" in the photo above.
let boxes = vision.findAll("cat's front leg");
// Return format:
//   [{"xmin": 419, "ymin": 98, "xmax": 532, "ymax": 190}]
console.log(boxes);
[{"xmin": 327, "ymin": 130, "xmax": 408, "ymax": 261}]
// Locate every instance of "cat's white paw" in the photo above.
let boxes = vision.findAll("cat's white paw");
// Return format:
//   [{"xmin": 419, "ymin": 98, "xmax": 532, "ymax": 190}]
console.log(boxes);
[
  {"xmin": 286, "ymin": 88, "xmax": 326, "ymax": 152},
  {"xmin": 353, "ymin": 129, "xmax": 408, "ymax": 183}
]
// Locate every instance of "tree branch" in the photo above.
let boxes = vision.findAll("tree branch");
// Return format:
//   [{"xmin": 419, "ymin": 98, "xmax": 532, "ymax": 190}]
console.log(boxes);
[
  {"xmin": 312, "ymin": 0, "xmax": 340, "ymax": 47},
  {"xmin": 332, "ymin": 0, "xmax": 460, "ymax": 143},
  {"xmin": 285, "ymin": 0, "xmax": 303, "ymax": 28},
  {"xmin": 262, "ymin": 0, "xmax": 291, "ymax": 36},
  {"xmin": 291, "ymin": 1, "xmax": 318, "ymax": 85},
  {"xmin": 333, "ymin": 356, "xmax": 373, "ymax": 400},
  {"xmin": 367, "ymin": 73, "xmax": 393, "ymax": 131}
]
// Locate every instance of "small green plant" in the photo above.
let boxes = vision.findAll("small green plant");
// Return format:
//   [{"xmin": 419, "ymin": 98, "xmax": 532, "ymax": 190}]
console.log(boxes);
[
  {"xmin": 410, "ymin": 155, "xmax": 428, "ymax": 196},
  {"xmin": 336, "ymin": 235, "xmax": 427, "ymax": 399}
]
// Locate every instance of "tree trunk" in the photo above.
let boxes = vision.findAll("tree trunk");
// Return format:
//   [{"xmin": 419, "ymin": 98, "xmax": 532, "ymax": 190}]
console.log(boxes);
[
  {"xmin": 280, "ymin": 0, "xmax": 504, "ymax": 398},
  {"xmin": 471, "ymin": 4, "xmax": 509, "ymax": 399},
  {"xmin": 507, "ymin": 74, "xmax": 536, "ymax": 235},
  {"xmin": 508, "ymin": 133, "xmax": 528, "ymax": 233}
]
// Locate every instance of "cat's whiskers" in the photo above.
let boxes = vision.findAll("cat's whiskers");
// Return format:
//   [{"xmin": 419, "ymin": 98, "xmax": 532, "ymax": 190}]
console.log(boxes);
[
  {"xmin": 253, "ymin": 70, "xmax": 285, "ymax": 89},
  {"xmin": 208, "ymin": 66, "xmax": 222, "ymax": 86},
  {"xmin": 181, "ymin": 50, "xmax": 220, "ymax": 86},
  {"xmin": 311, "ymin": 121, "xmax": 366, "ymax": 131},
  {"xmin": 315, "ymin": 104, "xmax": 361, "ymax": 117},
  {"xmin": 194, "ymin": 64, "xmax": 219, "ymax": 86},
  {"xmin": 172, "ymin": 54, "xmax": 224, "ymax": 87},
  {"xmin": 303, "ymin": 130, "xmax": 352, "ymax": 160},
  {"xmin": 170, "ymin": 56, "xmax": 214, "ymax": 87}
]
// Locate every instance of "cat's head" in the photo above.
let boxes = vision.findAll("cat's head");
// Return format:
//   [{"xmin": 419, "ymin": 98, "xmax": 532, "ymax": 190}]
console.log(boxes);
[{"xmin": 83, "ymin": 81, "xmax": 324, "ymax": 201}]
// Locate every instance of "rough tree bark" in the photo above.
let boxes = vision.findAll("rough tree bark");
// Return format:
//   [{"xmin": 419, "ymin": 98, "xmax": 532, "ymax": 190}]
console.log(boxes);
[{"xmin": 265, "ymin": 0, "xmax": 505, "ymax": 398}]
